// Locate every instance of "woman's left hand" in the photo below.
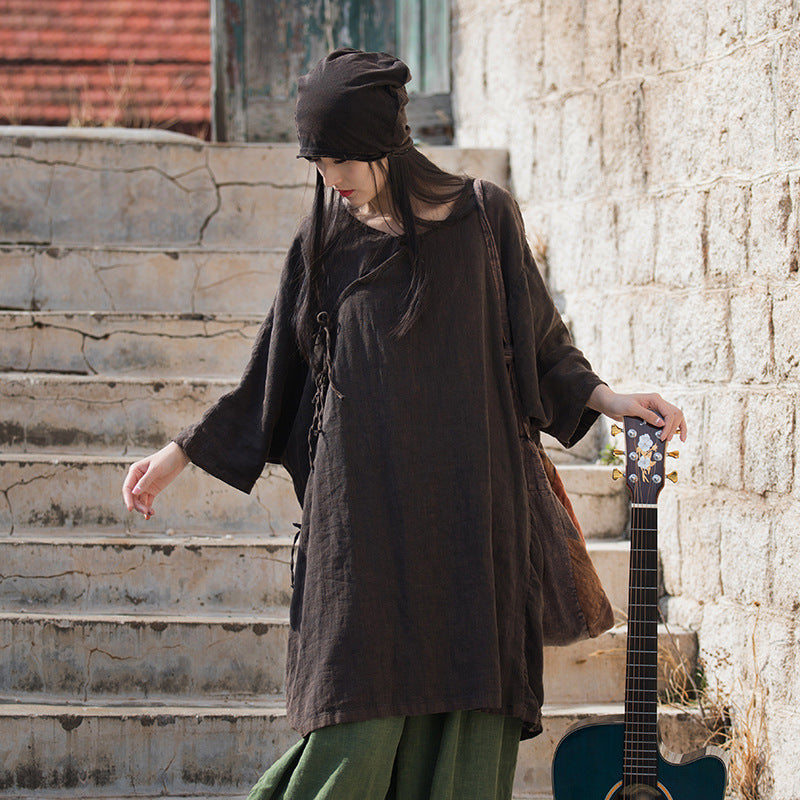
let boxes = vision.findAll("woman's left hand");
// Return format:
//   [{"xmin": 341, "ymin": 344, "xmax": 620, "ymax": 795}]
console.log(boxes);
[{"xmin": 587, "ymin": 384, "xmax": 687, "ymax": 442}]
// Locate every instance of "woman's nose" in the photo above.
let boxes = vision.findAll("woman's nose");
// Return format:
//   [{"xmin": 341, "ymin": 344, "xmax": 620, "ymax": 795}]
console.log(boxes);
[{"xmin": 317, "ymin": 162, "xmax": 339, "ymax": 187}]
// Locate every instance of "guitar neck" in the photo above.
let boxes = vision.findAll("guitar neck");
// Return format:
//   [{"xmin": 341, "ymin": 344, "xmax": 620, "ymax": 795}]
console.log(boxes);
[{"xmin": 624, "ymin": 503, "xmax": 660, "ymax": 788}]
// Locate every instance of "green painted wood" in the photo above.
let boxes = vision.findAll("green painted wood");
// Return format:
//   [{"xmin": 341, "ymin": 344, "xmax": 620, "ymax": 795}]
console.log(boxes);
[
  {"xmin": 422, "ymin": 0, "xmax": 449, "ymax": 92},
  {"xmin": 552, "ymin": 719, "xmax": 728, "ymax": 800},
  {"xmin": 397, "ymin": 0, "xmax": 422, "ymax": 93},
  {"xmin": 397, "ymin": 0, "xmax": 452, "ymax": 141},
  {"xmin": 397, "ymin": 0, "xmax": 449, "ymax": 93},
  {"xmin": 213, "ymin": 0, "xmax": 452, "ymax": 142},
  {"xmin": 211, "ymin": 0, "xmax": 248, "ymax": 141}
]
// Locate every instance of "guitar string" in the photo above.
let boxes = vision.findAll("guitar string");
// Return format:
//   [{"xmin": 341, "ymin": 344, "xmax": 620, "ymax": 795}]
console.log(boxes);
[
  {"xmin": 633, "ymin": 477, "xmax": 655, "ymax": 785},
  {"xmin": 631, "ymin": 463, "xmax": 645, "ymax": 785},
  {"xmin": 631, "ymin": 472, "xmax": 639, "ymax": 783},
  {"xmin": 625, "ymin": 430, "xmax": 660, "ymax": 790},
  {"xmin": 626, "ymin": 467, "xmax": 636, "ymax": 785}
]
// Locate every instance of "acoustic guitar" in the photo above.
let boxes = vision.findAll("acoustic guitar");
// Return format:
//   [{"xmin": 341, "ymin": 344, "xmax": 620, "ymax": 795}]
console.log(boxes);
[{"xmin": 551, "ymin": 417, "xmax": 728, "ymax": 799}]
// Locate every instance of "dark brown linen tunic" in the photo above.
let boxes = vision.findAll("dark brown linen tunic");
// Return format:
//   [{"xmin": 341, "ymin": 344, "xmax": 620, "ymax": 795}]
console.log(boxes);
[{"xmin": 175, "ymin": 181, "xmax": 603, "ymax": 740}]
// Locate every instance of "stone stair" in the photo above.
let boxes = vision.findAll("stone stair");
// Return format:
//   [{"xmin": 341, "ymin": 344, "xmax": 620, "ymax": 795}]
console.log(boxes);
[{"xmin": 0, "ymin": 128, "xmax": 701, "ymax": 799}]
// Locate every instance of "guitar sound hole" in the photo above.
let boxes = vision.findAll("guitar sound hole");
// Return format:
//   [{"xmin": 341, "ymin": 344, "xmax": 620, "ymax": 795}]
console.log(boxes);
[{"xmin": 612, "ymin": 784, "xmax": 666, "ymax": 800}]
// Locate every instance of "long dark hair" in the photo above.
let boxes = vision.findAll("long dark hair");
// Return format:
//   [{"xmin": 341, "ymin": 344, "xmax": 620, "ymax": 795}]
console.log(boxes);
[{"xmin": 294, "ymin": 147, "xmax": 468, "ymax": 365}]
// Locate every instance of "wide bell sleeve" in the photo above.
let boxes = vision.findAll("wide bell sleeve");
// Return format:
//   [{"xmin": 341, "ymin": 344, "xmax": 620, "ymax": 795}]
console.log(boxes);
[
  {"xmin": 173, "ymin": 235, "xmax": 309, "ymax": 494},
  {"xmin": 484, "ymin": 183, "xmax": 604, "ymax": 448}
]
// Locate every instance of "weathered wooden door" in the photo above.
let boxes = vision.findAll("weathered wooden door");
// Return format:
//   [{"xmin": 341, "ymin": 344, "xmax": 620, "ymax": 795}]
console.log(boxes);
[{"xmin": 211, "ymin": 0, "xmax": 451, "ymax": 143}]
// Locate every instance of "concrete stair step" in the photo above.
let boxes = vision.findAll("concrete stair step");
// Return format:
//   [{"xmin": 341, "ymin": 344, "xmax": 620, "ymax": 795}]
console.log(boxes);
[
  {"xmin": 1, "ymin": 134, "xmax": 507, "ymax": 249},
  {"xmin": 0, "ymin": 611, "xmax": 288, "ymax": 699},
  {"xmin": 1, "ymin": 138, "xmax": 311, "ymax": 250},
  {"xmin": 0, "ymin": 606, "xmax": 695, "ymax": 706},
  {"xmin": 0, "ymin": 377, "xmax": 623, "ymax": 537},
  {"xmin": 543, "ymin": 624, "xmax": 697, "ymax": 704},
  {"xmin": 0, "ymin": 311, "xmax": 261, "ymax": 377},
  {"xmin": 0, "ymin": 454, "xmax": 301, "ymax": 535},
  {"xmin": 587, "ymin": 539, "xmax": 630, "ymax": 613},
  {"xmin": 0, "ymin": 696, "xmax": 295, "ymax": 798},
  {"xmin": 1, "ymin": 246, "xmax": 286, "ymax": 314},
  {"xmin": 0, "ymin": 374, "xmax": 620, "ymax": 490},
  {"xmin": 0, "ymin": 698, "xmax": 713, "ymax": 798},
  {"xmin": 0, "ymin": 533, "xmax": 629, "ymax": 620},
  {"xmin": 548, "ymin": 464, "xmax": 627, "ymax": 539},
  {"xmin": 0, "ymin": 533, "xmax": 295, "ymax": 614},
  {"xmin": 540, "ymin": 422, "xmax": 606, "ymax": 466},
  {"xmin": 0, "ymin": 373, "xmax": 234, "ymax": 454},
  {"xmin": 0, "ymin": 453, "xmax": 624, "ymax": 539}
]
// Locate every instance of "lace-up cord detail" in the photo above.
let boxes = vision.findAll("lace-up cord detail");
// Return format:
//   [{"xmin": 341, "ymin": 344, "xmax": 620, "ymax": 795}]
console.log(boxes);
[
  {"xmin": 308, "ymin": 311, "xmax": 343, "ymax": 470},
  {"xmin": 295, "ymin": 312, "xmax": 344, "ymax": 589}
]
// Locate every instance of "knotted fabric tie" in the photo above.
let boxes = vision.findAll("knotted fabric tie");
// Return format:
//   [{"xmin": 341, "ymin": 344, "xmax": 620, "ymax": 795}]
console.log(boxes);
[{"xmin": 307, "ymin": 311, "xmax": 344, "ymax": 470}]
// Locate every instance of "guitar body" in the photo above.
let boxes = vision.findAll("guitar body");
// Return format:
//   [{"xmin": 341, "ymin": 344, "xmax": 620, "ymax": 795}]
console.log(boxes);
[{"xmin": 552, "ymin": 718, "xmax": 728, "ymax": 800}]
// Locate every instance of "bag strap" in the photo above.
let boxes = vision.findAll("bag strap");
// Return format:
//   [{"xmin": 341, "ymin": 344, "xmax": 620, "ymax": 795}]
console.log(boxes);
[
  {"xmin": 474, "ymin": 180, "xmax": 588, "ymax": 542},
  {"xmin": 475, "ymin": 178, "xmax": 535, "ymax": 445},
  {"xmin": 473, "ymin": 179, "xmax": 514, "ymax": 368}
]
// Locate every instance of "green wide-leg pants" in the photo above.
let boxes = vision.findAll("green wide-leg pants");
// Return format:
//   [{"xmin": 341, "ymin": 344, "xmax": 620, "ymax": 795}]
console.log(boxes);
[{"xmin": 247, "ymin": 711, "xmax": 522, "ymax": 800}]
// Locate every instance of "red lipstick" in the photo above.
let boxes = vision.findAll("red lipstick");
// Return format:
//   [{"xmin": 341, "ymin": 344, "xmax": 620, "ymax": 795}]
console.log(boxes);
[{"xmin": 338, "ymin": 190, "xmax": 354, "ymax": 198}]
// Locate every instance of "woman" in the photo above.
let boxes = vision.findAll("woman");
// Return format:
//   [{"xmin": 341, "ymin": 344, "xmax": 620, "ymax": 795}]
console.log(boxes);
[{"xmin": 122, "ymin": 49, "xmax": 685, "ymax": 800}]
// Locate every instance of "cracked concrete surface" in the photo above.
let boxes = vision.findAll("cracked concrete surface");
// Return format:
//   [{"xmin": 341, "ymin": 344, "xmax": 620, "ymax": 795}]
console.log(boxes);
[
  {"xmin": 0, "ymin": 536, "xmax": 294, "ymax": 613},
  {"xmin": 0, "ymin": 456, "xmax": 301, "ymax": 535},
  {"xmin": 0, "ymin": 704, "xmax": 299, "ymax": 795},
  {"xmin": 0, "ymin": 313, "xmax": 260, "ymax": 376},
  {"xmin": 0, "ymin": 137, "xmax": 314, "ymax": 250},
  {"xmin": 0, "ymin": 373, "xmax": 234, "ymax": 454},
  {"xmin": 1, "ymin": 246, "xmax": 286, "ymax": 313},
  {"xmin": 0, "ymin": 612, "xmax": 289, "ymax": 699}
]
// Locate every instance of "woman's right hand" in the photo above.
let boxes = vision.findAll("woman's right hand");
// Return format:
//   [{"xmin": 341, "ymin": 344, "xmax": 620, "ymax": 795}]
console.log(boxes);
[{"xmin": 122, "ymin": 442, "xmax": 190, "ymax": 520}]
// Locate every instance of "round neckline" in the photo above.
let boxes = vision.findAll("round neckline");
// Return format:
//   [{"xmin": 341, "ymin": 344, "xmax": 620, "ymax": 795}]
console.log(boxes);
[{"xmin": 344, "ymin": 182, "xmax": 475, "ymax": 239}]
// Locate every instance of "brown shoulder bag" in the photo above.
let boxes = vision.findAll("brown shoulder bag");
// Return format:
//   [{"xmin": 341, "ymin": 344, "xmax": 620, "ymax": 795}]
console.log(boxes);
[{"xmin": 474, "ymin": 179, "xmax": 615, "ymax": 646}]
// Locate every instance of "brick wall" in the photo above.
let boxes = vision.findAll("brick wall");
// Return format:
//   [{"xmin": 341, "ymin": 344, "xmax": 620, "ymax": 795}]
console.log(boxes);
[
  {"xmin": 452, "ymin": 1, "xmax": 800, "ymax": 796},
  {"xmin": 0, "ymin": 0, "xmax": 210, "ymax": 137}
]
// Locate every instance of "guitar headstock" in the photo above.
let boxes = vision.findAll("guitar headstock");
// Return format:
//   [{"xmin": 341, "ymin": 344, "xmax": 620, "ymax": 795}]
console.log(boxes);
[{"xmin": 611, "ymin": 416, "xmax": 677, "ymax": 504}]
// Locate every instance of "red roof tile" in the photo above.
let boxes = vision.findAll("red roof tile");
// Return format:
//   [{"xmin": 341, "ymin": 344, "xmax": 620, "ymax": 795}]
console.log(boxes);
[{"xmin": 0, "ymin": 0, "xmax": 211, "ymax": 137}]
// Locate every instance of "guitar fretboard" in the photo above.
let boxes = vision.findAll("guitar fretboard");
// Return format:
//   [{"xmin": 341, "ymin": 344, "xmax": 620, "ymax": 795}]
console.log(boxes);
[{"xmin": 623, "ymin": 505, "xmax": 659, "ymax": 788}]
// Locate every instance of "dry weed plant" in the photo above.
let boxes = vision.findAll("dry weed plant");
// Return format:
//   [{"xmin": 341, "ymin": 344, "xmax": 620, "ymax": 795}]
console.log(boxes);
[
  {"xmin": 660, "ymin": 612, "xmax": 771, "ymax": 800},
  {"xmin": 64, "ymin": 60, "xmax": 209, "ymax": 138},
  {"xmin": 586, "ymin": 605, "xmax": 770, "ymax": 799},
  {"xmin": 0, "ymin": 87, "xmax": 22, "ymax": 125}
]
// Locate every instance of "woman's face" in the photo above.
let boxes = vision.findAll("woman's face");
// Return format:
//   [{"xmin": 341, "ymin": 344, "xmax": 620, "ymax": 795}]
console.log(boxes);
[{"xmin": 311, "ymin": 157, "xmax": 389, "ymax": 209}]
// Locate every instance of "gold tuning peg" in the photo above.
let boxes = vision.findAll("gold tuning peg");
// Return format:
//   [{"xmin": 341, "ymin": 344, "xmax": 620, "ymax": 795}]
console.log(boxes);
[
  {"xmin": 612, "ymin": 449, "xmax": 624, "ymax": 456},
  {"xmin": 612, "ymin": 468, "xmax": 624, "ymax": 481},
  {"xmin": 667, "ymin": 450, "xmax": 680, "ymax": 459},
  {"xmin": 666, "ymin": 471, "xmax": 678, "ymax": 483},
  {"xmin": 611, "ymin": 424, "xmax": 623, "ymax": 436}
]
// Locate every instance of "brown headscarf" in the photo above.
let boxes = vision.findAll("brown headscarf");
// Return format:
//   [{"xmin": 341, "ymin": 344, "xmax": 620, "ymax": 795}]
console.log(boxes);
[{"xmin": 295, "ymin": 48, "xmax": 414, "ymax": 161}]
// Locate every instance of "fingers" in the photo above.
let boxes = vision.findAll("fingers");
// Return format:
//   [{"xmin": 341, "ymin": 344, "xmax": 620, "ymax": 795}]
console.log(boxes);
[
  {"xmin": 121, "ymin": 459, "xmax": 155, "ymax": 520},
  {"xmin": 594, "ymin": 388, "xmax": 688, "ymax": 444},
  {"xmin": 130, "ymin": 494, "xmax": 155, "ymax": 520},
  {"xmin": 133, "ymin": 467, "xmax": 156, "ymax": 519},
  {"xmin": 636, "ymin": 394, "xmax": 687, "ymax": 442},
  {"xmin": 122, "ymin": 462, "xmax": 145, "ymax": 512},
  {"xmin": 122, "ymin": 443, "xmax": 188, "ymax": 522}
]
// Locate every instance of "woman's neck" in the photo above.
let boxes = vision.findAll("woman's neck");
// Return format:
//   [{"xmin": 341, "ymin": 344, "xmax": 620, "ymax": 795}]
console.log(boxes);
[
  {"xmin": 351, "ymin": 204, "xmax": 404, "ymax": 235},
  {"xmin": 350, "ymin": 192, "xmax": 459, "ymax": 235}
]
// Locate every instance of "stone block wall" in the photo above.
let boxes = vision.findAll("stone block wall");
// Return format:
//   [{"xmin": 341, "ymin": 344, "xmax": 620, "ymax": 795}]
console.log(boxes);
[{"xmin": 452, "ymin": 1, "xmax": 800, "ymax": 796}]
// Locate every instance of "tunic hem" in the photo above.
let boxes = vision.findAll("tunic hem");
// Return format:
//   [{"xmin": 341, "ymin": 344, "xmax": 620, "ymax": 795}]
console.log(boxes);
[{"xmin": 288, "ymin": 691, "xmax": 543, "ymax": 740}]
